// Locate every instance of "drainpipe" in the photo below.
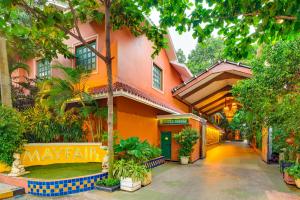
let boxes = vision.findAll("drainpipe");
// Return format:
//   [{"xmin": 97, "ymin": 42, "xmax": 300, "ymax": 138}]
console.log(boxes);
[{"xmin": 200, "ymin": 118, "xmax": 207, "ymax": 159}]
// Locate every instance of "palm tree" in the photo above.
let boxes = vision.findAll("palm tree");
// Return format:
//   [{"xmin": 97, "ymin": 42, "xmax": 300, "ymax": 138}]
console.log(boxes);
[{"xmin": 38, "ymin": 65, "xmax": 107, "ymax": 142}]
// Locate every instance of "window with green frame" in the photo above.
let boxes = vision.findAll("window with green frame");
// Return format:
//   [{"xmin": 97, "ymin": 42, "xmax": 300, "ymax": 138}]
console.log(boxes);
[
  {"xmin": 152, "ymin": 64, "xmax": 163, "ymax": 90},
  {"xmin": 75, "ymin": 41, "xmax": 96, "ymax": 70},
  {"xmin": 37, "ymin": 60, "xmax": 51, "ymax": 78}
]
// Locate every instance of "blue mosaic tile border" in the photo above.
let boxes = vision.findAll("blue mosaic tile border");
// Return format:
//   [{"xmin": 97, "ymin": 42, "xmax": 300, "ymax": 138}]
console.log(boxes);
[
  {"xmin": 28, "ymin": 172, "xmax": 108, "ymax": 196},
  {"xmin": 144, "ymin": 156, "xmax": 165, "ymax": 169}
]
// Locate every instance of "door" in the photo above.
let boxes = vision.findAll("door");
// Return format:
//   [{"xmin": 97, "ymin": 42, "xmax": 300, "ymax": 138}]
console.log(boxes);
[{"xmin": 161, "ymin": 132, "xmax": 172, "ymax": 160}]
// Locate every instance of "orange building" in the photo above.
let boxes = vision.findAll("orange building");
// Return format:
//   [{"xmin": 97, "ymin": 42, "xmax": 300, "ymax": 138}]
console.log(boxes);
[{"xmin": 13, "ymin": 21, "xmax": 234, "ymax": 162}]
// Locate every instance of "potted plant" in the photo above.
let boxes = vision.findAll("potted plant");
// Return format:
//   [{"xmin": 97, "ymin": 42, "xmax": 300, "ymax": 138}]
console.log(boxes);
[
  {"xmin": 174, "ymin": 127, "xmax": 199, "ymax": 165},
  {"xmin": 285, "ymin": 164, "xmax": 300, "ymax": 188},
  {"xmin": 114, "ymin": 137, "xmax": 162, "ymax": 187},
  {"xmin": 95, "ymin": 178, "xmax": 120, "ymax": 192},
  {"xmin": 284, "ymin": 165, "xmax": 296, "ymax": 185},
  {"xmin": 141, "ymin": 170, "xmax": 152, "ymax": 186},
  {"xmin": 113, "ymin": 159, "xmax": 147, "ymax": 192}
]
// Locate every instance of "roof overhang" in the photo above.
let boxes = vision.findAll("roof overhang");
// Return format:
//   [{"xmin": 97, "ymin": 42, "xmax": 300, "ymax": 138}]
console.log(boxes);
[
  {"xmin": 172, "ymin": 60, "xmax": 252, "ymax": 115},
  {"xmin": 157, "ymin": 113, "xmax": 206, "ymax": 123},
  {"xmin": 165, "ymin": 32, "xmax": 193, "ymax": 82},
  {"xmin": 170, "ymin": 61, "xmax": 193, "ymax": 82},
  {"xmin": 92, "ymin": 90, "xmax": 180, "ymax": 114}
]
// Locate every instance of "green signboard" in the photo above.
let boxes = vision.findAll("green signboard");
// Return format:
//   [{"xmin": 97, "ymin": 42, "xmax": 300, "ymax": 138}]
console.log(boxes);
[{"xmin": 159, "ymin": 118, "xmax": 189, "ymax": 125}]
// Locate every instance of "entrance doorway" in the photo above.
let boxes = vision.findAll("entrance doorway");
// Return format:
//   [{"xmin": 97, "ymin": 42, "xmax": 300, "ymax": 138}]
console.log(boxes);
[{"xmin": 161, "ymin": 132, "xmax": 171, "ymax": 160}]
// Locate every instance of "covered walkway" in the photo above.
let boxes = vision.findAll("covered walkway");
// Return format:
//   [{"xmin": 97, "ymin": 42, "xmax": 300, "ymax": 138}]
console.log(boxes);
[{"xmin": 14, "ymin": 142, "xmax": 300, "ymax": 200}]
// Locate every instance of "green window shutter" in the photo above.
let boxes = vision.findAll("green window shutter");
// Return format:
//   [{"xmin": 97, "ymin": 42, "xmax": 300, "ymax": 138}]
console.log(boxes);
[
  {"xmin": 75, "ymin": 41, "xmax": 96, "ymax": 71},
  {"xmin": 153, "ymin": 64, "xmax": 162, "ymax": 90},
  {"xmin": 37, "ymin": 60, "xmax": 51, "ymax": 78}
]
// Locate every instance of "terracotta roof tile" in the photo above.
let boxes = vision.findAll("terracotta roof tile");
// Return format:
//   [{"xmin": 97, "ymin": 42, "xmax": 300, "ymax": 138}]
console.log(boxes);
[{"xmin": 89, "ymin": 82, "xmax": 181, "ymax": 114}]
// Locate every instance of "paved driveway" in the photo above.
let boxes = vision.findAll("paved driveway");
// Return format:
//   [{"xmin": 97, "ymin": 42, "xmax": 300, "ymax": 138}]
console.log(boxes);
[{"xmin": 12, "ymin": 142, "xmax": 300, "ymax": 200}]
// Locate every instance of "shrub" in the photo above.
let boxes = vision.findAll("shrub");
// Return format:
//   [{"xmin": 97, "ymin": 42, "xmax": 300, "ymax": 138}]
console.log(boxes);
[
  {"xmin": 174, "ymin": 127, "xmax": 199, "ymax": 158},
  {"xmin": 113, "ymin": 159, "xmax": 148, "ymax": 181},
  {"xmin": 96, "ymin": 178, "xmax": 120, "ymax": 187},
  {"xmin": 285, "ymin": 164, "xmax": 300, "ymax": 179},
  {"xmin": 22, "ymin": 105, "xmax": 85, "ymax": 142},
  {"xmin": 114, "ymin": 137, "xmax": 161, "ymax": 163},
  {"xmin": 22, "ymin": 105, "xmax": 60, "ymax": 142},
  {"xmin": 0, "ymin": 106, "xmax": 25, "ymax": 165}
]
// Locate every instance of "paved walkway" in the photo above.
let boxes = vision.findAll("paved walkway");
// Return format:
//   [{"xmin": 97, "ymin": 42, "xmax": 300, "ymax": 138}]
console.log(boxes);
[{"xmin": 11, "ymin": 142, "xmax": 300, "ymax": 200}]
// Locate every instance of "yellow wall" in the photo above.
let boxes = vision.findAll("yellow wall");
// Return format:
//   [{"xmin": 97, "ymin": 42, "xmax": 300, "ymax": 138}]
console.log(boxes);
[
  {"xmin": 0, "ymin": 143, "xmax": 107, "ymax": 172},
  {"xmin": 206, "ymin": 124, "xmax": 221, "ymax": 145}
]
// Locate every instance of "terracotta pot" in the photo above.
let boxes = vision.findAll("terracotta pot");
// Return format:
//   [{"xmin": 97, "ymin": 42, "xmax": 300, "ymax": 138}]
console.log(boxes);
[
  {"xmin": 295, "ymin": 179, "xmax": 300, "ymax": 189},
  {"xmin": 284, "ymin": 172, "xmax": 296, "ymax": 185},
  {"xmin": 180, "ymin": 156, "xmax": 189, "ymax": 165}
]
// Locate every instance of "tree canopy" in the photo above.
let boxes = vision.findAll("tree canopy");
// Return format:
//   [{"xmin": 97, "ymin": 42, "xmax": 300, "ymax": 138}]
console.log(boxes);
[
  {"xmin": 186, "ymin": 37, "xmax": 225, "ymax": 74},
  {"xmin": 232, "ymin": 38, "xmax": 300, "ymax": 149},
  {"xmin": 189, "ymin": 0, "xmax": 299, "ymax": 59},
  {"xmin": 176, "ymin": 48, "xmax": 186, "ymax": 63}
]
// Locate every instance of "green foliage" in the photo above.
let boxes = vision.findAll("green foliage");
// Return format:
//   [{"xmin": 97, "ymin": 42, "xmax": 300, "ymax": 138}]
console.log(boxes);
[
  {"xmin": 114, "ymin": 137, "xmax": 161, "ymax": 163},
  {"xmin": 22, "ymin": 105, "xmax": 60, "ymax": 142},
  {"xmin": 0, "ymin": 106, "xmax": 24, "ymax": 165},
  {"xmin": 96, "ymin": 178, "xmax": 120, "ymax": 187},
  {"xmin": 232, "ymin": 38, "xmax": 300, "ymax": 156},
  {"xmin": 187, "ymin": 38, "xmax": 225, "ymax": 74},
  {"xmin": 113, "ymin": 159, "xmax": 148, "ymax": 181},
  {"xmin": 189, "ymin": 1, "xmax": 299, "ymax": 59},
  {"xmin": 285, "ymin": 164, "xmax": 300, "ymax": 179},
  {"xmin": 174, "ymin": 127, "xmax": 199, "ymax": 157},
  {"xmin": 272, "ymin": 129, "xmax": 290, "ymax": 154},
  {"xmin": 22, "ymin": 105, "xmax": 85, "ymax": 143},
  {"xmin": 0, "ymin": 0, "xmax": 192, "ymax": 60},
  {"xmin": 176, "ymin": 49, "xmax": 186, "ymax": 63}
]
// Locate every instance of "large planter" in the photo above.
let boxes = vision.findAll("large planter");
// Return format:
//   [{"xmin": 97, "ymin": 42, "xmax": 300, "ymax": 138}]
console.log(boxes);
[
  {"xmin": 180, "ymin": 156, "xmax": 189, "ymax": 165},
  {"xmin": 142, "ymin": 171, "xmax": 152, "ymax": 186},
  {"xmin": 295, "ymin": 179, "xmax": 300, "ymax": 189},
  {"xmin": 95, "ymin": 184, "xmax": 120, "ymax": 192},
  {"xmin": 283, "ymin": 172, "xmax": 296, "ymax": 185},
  {"xmin": 120, "ymin": 178, "xmax": 141, "ymax": 192}
]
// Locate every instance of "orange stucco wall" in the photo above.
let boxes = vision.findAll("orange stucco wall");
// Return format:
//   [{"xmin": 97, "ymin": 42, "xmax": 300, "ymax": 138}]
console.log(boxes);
[
  {"xmin": 13, "ymin": 21, "xmax": 189, "ymax": 113},
  {"xmin": 13, "ymin": 22, "xmax": 119, "ymax": 89},
  {"xmin": 115, "ymin": 97, "xmax": 164, "ymax": 145},
  {"xmin": 159, "ymin": 118, "xmax": 201, "ymax": 162},
  {"xmin": 116, "ymin": 28, "xmax": 188, "ymax": 113}
]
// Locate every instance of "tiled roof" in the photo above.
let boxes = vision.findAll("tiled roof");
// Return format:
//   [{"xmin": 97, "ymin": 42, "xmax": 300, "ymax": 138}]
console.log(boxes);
[{"xmin": 89, "ymin": 82, "xmax": 181, "ymax": 114}]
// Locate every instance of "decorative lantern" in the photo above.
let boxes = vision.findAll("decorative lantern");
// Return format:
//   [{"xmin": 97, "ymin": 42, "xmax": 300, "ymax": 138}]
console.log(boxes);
[{"xmin": 223, "ymin": 98, "xmax": 238, "ymax": 122}]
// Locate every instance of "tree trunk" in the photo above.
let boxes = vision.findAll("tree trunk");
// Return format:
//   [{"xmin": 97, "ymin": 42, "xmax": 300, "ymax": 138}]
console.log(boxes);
[
  {"xmin": 0, "ymin": 37, "xmax": 12, "ymax": 107},
  {"xmin": 104, "ymin": 1, "xmax": 114, "ymax": 178}
]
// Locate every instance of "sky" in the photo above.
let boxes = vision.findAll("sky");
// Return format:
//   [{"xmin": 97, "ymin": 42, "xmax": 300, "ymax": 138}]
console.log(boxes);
[
  {"xmin": 150, "ymin": 10, "xmax": 197, "ymax": 57},
  {"xmin": 169, "ymin": 28, "xmax": 197, "ymax": 58}
]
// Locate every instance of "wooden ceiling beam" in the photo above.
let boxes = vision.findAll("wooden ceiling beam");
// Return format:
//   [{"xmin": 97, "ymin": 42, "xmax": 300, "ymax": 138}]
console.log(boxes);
[
  {"xmin": 202, "ymin": 101, "xmax": 225, "ymax": 113},
  {"xmin": 191, "ymin": 85, "xmax": 232, "ymax": 106},
  {"xmin": 196, "ymin": 93, "xmax": 232, "ymax": 110},
  {"xmin": 181, "ymin": 73, "xmax": 245, "ymax": 99}
]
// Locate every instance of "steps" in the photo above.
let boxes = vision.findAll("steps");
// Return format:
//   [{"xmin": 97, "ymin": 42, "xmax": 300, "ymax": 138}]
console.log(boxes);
[{"xmin": 0, "ymin": 183, "xmax": 25, "ymax": 199}]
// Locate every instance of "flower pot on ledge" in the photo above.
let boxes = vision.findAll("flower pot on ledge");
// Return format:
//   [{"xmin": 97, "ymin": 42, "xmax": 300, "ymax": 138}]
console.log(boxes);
[
  {"xmin": 284, "ymin": 172, "xmax": 296, "ymax": 185},
  {"xmin": 180, "ymin": 156, "xmax": 189, "ymax": 165}
]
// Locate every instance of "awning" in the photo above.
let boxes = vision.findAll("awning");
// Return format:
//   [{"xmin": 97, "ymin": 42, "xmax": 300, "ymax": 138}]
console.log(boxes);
[{"xmin": 172, "ymin": 60, "xmax": 252, "ymax": 115}]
